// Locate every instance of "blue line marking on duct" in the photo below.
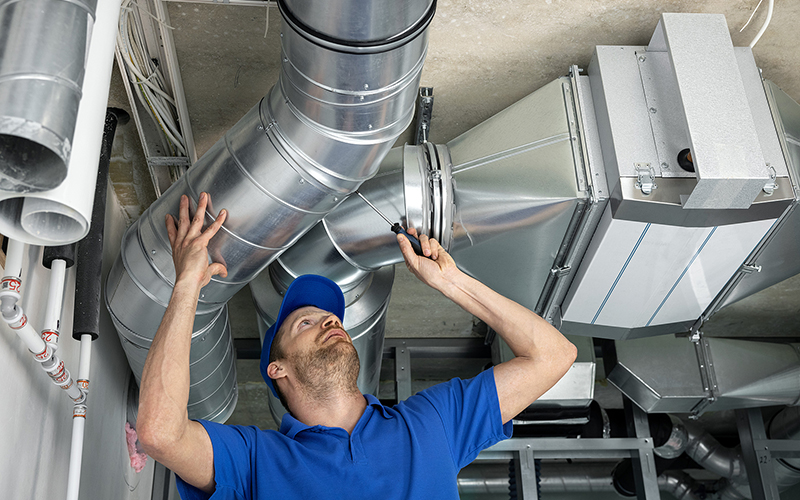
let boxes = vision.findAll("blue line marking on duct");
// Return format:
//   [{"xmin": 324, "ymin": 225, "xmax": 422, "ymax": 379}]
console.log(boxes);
[
  {"xmin": 645, "ymin": 226, "xmax": 718, "ymax": 327},
  {"xmin": 591, "ymin": 223, "xmax": 651, "ymax": 325}
]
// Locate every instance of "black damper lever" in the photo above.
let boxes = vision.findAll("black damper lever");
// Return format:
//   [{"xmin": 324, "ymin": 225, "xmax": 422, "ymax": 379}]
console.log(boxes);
[{"xmin": 355, "ymin": 192, "xmax": 425, "ymax": 256}]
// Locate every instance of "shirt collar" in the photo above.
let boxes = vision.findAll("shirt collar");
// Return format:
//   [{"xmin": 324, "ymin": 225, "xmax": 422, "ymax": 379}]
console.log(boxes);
[{"xmin": 279, "ymin": 394, "xmax": 388, "ymax": 439}]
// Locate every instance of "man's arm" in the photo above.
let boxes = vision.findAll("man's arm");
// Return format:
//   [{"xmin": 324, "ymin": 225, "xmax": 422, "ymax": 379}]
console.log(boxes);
[
  {"xmin": 137, "ymin": 193, "xmax": 228, "ymax": 493},
  {"xmin": 397, "ymin": 229, "xmax": 577, "ymax": 423}
]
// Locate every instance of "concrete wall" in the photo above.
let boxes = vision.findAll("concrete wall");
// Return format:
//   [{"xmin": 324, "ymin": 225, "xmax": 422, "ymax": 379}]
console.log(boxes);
[{"xmin": 0, "ymin": 184, "xmax": 154, "ymax": 500}]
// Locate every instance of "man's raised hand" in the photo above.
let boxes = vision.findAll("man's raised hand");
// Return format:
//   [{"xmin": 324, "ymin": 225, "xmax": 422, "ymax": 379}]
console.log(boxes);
[
  {"xmin": 396, "ymin": 227, "xmax": 459, "ymax": 291},
  {"xmin": 165, "ymin": 192, "xmax": 228, "ymax": 289}
]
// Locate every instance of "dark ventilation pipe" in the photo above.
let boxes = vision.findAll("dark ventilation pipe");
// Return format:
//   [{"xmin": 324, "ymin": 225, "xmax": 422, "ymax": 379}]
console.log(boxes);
[
  {"xmin": 74, "ymin": 108, "xmax": 127, "ymax": 340},
  {"xmin": 43, "ymin": 244, "xmax": 76, "ymax": 270}
]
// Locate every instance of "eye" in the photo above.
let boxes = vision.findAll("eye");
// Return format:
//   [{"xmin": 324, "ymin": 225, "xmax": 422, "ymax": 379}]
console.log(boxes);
[{"xmin": 299, "ymin": 319, "xmax": 312, "ymax": 327}]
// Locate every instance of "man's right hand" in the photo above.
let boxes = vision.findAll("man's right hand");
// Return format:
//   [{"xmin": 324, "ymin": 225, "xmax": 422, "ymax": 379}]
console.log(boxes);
[{"xmin": 166, "ymin": 192, "xmax": 228, "ymax": 289}]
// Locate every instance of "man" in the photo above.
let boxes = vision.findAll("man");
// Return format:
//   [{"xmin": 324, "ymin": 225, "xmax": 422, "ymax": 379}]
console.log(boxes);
[{"xmin": 137, "ymin": 192, "xmax": 577, "ymax": 499}]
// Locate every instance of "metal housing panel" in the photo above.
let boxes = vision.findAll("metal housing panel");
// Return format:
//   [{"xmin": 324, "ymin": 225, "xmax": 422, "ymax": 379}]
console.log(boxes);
[{"xmin": 561, "ymin": 204, "xmax": 774, "ymax": 337}]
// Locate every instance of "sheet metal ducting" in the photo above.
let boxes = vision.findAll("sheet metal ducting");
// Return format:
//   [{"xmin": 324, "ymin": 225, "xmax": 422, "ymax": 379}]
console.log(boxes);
[
  {"xmin": 105, "ymin": 0, "xmax": 435, "ymax": 421},
  {"xmin": 0, "ymin": 0, "xmax": 97, "ymax": 192}
]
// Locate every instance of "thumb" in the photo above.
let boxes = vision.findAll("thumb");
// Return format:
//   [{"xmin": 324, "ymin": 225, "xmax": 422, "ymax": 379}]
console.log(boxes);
[{"xmin": 208, "ymin": 262, "xmax": 228, "ymax": 279}]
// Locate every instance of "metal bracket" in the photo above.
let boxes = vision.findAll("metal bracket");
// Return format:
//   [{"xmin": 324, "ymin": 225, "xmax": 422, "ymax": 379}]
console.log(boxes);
[
  {"xmin": 634, "ymin": 163, "xmax": 657, "ymax": 195},
  {"xmin": 414, "ymin": 87, "xmax": 434, "ymax": 145},
  {"xmin": 741, "ymin": 264, "xmax": 763, "ymax": 274},
  {"xmin": 550, "ymin": 265, "xmax": 572, "ymax": 278},
  {"xmin": 689, "ymin": 331, "xmax": 719, "ymax": 419}
]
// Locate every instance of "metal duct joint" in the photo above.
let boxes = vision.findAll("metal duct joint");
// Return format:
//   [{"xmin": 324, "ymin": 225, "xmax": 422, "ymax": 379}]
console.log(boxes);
[
  {"xmin": 0, "ymin": 0, "xmax": 98, "ymax": 192},
  {"xmin": 106, "ymin": 0, "xmax": 434, "ymax": 421}
]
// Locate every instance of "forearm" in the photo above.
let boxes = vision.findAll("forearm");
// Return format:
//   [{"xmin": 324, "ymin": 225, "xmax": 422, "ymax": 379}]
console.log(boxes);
[
  {"xmin": 434, "ymin": 269, "xmax": 573, "ymax": 362},
  {"xmin": 138, "ymin": 279, "xmax": 201, "ymax": 447}
]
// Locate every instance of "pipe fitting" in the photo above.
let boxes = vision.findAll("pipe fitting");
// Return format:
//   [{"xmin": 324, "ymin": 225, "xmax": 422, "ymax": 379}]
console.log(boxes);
[{"xmin": 654, "ymin": 415, "xmax": 690, "ymax": 459}]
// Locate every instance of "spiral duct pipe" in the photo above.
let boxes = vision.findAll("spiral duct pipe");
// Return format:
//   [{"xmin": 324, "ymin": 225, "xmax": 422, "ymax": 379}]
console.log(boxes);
[
  {"xmin": 0, "ymin": 0, "xmax": 97, "ymax": 192},
  {"xmin": 105, "ymin": 0, "xmax": 434, "ymax": 422}
]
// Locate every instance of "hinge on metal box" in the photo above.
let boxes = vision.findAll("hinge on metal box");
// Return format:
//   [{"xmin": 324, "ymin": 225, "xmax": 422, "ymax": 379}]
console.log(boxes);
[
  {"xmin": 634, "ymin": 163, "xmax": 657, "ymax": 195},
  {"xmin": 688, "ymin": 331, "xmax": 719, "ymax": 420}
]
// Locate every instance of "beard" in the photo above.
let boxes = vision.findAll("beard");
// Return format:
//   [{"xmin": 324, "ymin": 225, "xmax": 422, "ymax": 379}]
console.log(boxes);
[{"xmin": 286, "ymin": 332, "xmax": 361, "ymax": 401}]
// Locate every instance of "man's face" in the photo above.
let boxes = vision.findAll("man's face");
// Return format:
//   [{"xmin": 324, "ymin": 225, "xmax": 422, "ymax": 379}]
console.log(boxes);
[{"xmin": 274, "ymin": 306, "xmax": 360, "ymax": 395}]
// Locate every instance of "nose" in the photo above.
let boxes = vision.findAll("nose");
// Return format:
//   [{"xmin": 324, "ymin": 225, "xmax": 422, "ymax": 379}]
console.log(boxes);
[{"xmin": 322, "ymin": 314, "xmax": 342, "ymax": 329}]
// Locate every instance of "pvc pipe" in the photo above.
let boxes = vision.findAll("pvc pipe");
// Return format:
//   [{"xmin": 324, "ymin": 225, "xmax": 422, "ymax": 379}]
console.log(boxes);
[
  {"xmin": 65, "ymin": 405, "xmax": 87, "ymax": 500},
  {"xmin": 66, "ymin": 334, "xmax": 92, "ymax": 500},
  {"xmin": 4, "ymin": 238, "xmax": 24, "ymax": 279},
  {"xmin": 749, "ymin": 0, "xmax": 774, "ymax": 48},
  {"xmin": 0, "ymin": 0, "xmax": 125, "ymax": 245},
  {"xmin": 42, "ymin": 258, "xmax": 67, "ymax": 349}
]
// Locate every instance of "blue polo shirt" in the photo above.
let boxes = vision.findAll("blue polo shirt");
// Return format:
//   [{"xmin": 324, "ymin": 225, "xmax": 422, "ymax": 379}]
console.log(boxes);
[{"xmin": 176, "ymin": 368, "xmax": 512, "ymax": 499}]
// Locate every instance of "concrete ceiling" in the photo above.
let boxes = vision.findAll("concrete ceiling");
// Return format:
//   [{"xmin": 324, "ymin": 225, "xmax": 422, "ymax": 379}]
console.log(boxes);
[{"xmin": 164, "ymin": 0, "xmax": 800, "ymax": 158}]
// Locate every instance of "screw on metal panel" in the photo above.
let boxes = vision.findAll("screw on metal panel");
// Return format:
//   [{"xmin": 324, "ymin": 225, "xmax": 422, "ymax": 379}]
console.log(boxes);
[
  {"xmin": 333, "ymin": 197, "xmax": 339, "ymax": 202},
  {"xmin": 151, "ymin": 249, "xmax": 156, "ymax": 255},
  {"xmin": 283, "ymin": 57, "xmax": 288, "ymax": 62},
  {"xmin": 639, "ymin": 55, "xmax": 646, "ymax": 62},
  {"xmin": 364, "ymin": 84, "xmax": 369, "ymax": 90},
  {"xmin": 299, "ymin": 178, "xmax": 304, "ymax": 184},
  {"xmin": 649, "ymin": 107, "xmax": 657, "ymax": 114},
  {"xmin": 368, "ymin": 124, "xmax": 373, "ymax": 129},
  {"xmin": 661, "ymin": 162, "xmax": 669, "ymax": 169},
  {"xmin": 257, "ymin": 125, "xmax": 264, "ymax": 131}
]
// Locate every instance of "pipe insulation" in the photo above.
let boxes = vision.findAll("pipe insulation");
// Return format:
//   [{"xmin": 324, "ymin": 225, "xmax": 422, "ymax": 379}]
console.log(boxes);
[
  {"xmin": 0, "ymin": 0, "xmax": 124, "ymax": 245},
  {"xmin": 0, "ymin": 0, "xmax": 97, "ymax": 192},
  {"xmin": 106, "ymin": 0, "xmax": 435, "ymax": 421}
]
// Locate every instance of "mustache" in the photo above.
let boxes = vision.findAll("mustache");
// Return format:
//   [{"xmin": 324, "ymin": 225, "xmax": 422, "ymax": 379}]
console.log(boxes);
[{"xmin": 316, "ymin": 324, "xmax": 348, "ymax": 343}]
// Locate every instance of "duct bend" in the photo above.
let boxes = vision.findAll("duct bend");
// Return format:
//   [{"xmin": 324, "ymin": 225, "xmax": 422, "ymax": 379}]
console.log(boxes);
[
  {"xmin": 106, "ymin": 0, "xmax": 434, "ymax": 421},
  {"xmin": 0, "ymin": 0, "xmax": 97, "ymax": 192}
]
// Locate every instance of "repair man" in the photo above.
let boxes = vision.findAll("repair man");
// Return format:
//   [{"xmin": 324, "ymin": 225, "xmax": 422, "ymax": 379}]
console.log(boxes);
[{"xmin": 137, "ymin": 192, "xmax": 577, "ymax": 499}]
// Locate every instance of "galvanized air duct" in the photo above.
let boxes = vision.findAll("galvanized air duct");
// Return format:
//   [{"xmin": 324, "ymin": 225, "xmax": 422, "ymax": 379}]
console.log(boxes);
[
  {"xmin": 105, "ymin": 0, "xmax": 434, "ymax": 421},
  {"xmin": 250, "ymin": 255, "xmax": 394, "ymax": 423},
  {"xmin": 609, "ymin": 336, "xmax": 800, "ymax": 414},
  {"xmin": 280, "ymin": 75, "xmax": 599, "ymax": 311},
  {"xmin": 0, "ymin": 0, "xmax": 97, "ymax": 192}
]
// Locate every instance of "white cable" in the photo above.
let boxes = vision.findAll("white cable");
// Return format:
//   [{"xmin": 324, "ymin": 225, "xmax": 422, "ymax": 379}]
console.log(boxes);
[
  {"xmin": 740, "ymin": 0, "xmax": 763, "ymax": 32},
  {"xmin": 749, "ymin": 0, "xmax": 774, "ymax": 48}
]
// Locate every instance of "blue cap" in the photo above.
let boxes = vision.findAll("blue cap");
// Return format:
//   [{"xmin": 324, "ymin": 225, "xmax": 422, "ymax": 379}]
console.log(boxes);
[{"xmin": 260, "ymin": 275, "xmax": 345, "ymax": 398}]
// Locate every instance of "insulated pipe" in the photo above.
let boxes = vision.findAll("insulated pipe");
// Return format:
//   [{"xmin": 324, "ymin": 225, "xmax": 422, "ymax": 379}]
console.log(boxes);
[
  {"xmin": 0, "ymin": 0, "xmax": 125, "ymax": 245},
  {"xmin": 107, "ymin": 0, "xmax": 435, "ymax": 421},
  {"xmin": 74, "ymin": 109, "xmax": 122, "ymax": 342},
  {"xmin": 0, "ymin": 0, "xmax": 98, "ymax": 192}
]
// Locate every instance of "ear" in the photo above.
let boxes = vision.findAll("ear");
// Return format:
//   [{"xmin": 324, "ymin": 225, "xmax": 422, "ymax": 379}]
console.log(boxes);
[{"xmin": 267, "ymin": 360, "xmax": 286, "ymax": 382}]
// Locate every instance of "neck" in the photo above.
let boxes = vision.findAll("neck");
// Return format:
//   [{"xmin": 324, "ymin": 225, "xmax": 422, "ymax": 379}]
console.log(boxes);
[{"xmin": 290, "ymin": 387, "xmax": 367, "ymax": 434}]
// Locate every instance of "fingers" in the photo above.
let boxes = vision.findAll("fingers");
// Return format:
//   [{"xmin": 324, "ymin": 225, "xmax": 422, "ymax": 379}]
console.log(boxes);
[
  {"xmin": 197, "ymin": 207, "xmax": 227, "ymax": 245},
  {"xmin": 165, "ymin": 214, "xmax": 177, "ymax": 246}
]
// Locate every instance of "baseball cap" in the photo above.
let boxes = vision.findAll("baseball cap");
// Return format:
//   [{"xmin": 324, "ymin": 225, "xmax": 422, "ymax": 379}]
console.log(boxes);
[{"xmin": 259, "ymin": 274, "xmax": 345, "ymax": 397}]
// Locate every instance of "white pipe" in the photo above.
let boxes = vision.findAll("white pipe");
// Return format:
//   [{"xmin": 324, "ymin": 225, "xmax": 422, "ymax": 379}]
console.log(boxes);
[
  {"xmin": 42, "ymin": 258, "xmax": 67, "ymax": 349},
  {"xmin": 3, "ymin": 238, "xmax": 24, "ymax": 278},
  {"xmin": 65, "ymin": 406, "xmax": 87, "ymax": 500},
  {"xmin": 66, "ymin": 335, "xmax": 92, "ymax": 500},
  {"xmin": 749, "ymin": 0, "xmax": 774, "ymax": 48},
  {"xmin": 0, "ymin": 0, "xmax": 126, "ymax": 245}
]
